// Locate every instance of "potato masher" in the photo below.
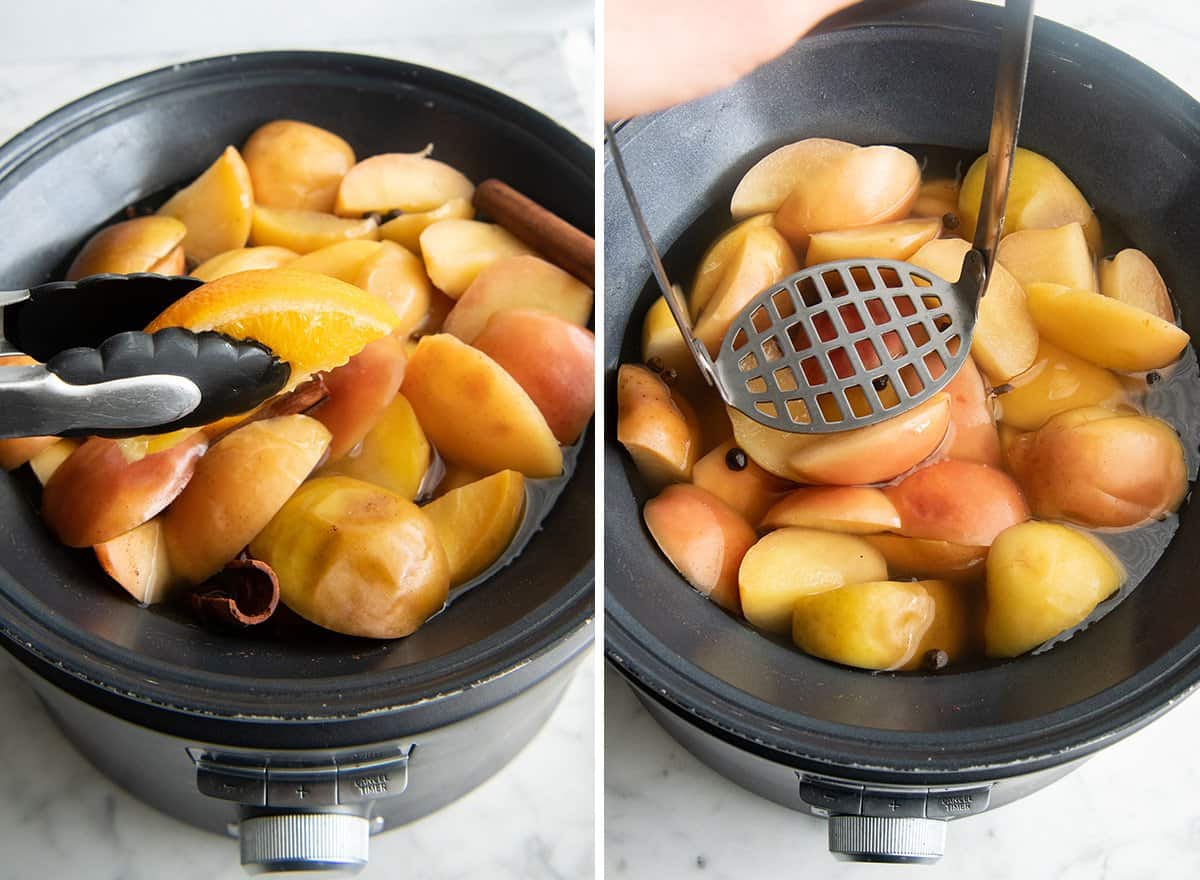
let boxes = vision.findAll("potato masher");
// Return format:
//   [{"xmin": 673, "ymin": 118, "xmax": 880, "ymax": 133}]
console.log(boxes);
[{"xmin": 608, "ymin": 0, "xmax": 1034, "ymax": 433}]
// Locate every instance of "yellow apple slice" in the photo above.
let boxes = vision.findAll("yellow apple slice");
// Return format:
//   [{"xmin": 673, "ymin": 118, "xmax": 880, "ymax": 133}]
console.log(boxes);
[
  {"xmin": 738, "ymin": 527, "xmax": 888, "ymax": 634},
  {"xmin": 67, "ymin": 216, "xmax": 187, "ymax": 280},
  {"xmin": 1025, "ymin": 282, "xmax": 1189, "ymax": 371},
  {"xmin": 250, "ymin": 205, "xmax": 379, "ymax": 253},
  {"xmin": 192, "ymin": 246, "xmax": 298, "ymax": 281},
  {"xmin": 162, "ymin": 415, "xmax": 331, "ymax": 585},
  {"xmin": 354, "ymin": 241, "xmax": 433, "ymax": 338},
  {"xmin": 909, "ymin": 237, "xmax": 1038, "ymax": 383},
  {"xmin": 996, "ymin": 222, "xmax": 1098, "ymax": 291},
  {"xmin": 960, "ymin": 147, "xmax": 1101, "ymax": 253},
  {"xmin": 379, "ymin": 196, "xmax": 474, "ymax": 253},
  {"xmin": 730, "ymin": 138, "xmax": 856, "ymax": 219},
  {"xmin": 335, "ymin": 153, "xmax": 474, "ymax": 216},
  {"xmin": 442, "ymin": 254, "xmax": 593, "ymax": 342},
  {"xmin": 1099, "ymin": 248, "xmax": 1175, "ymax": 322},
  {"xmin": 320, "ymin": 393, "xmax": 431, "ymax": 501},
  {"xmin": 419, "ymin": 219, "xmax": 532, "ymax": 297},
  {"xmin": 422, "ymin": 469, "xmax": 526, "ymax": 586},
  {"xmin": 793, "ymin": 580, "xmax": 935, "ymax": 671},
  {"xmin": 693, "ymin": 226, "xmax": 797, "ymax": 355},
  {"xmin": 761, "ymin": 487, "xmax": 900, "ymax": 534},
  {"xmin": 804, "ymin": 217, "xmax": 941, "ymax": 267},
  {"xmin": 158, "ymin": 146, "xmax": 254, "ymax": 263},
  {"xmin": 402, "ymin": 334, "xmax": 562, "ymax": 478},
  {"xmin": 690, "ymin": 213, "xmax": 774, "ymax": 317},
  {"xmin": 616, "ymin": 364, "xmax": 700, "ymax": 488},
  {"xmin": 287, "ymin": 240, "xmax": 383, "ymax": 280},
  {"xmin": 774, "ymin": 145, "xmax": 921, "ymax": 249},
  {"xmin": 95, "ymin": 519, "xmax": 176, "ymax": 605},
  {"xmin": 242, "ymin": 119, "xmax": 356, "ymax": 213}
]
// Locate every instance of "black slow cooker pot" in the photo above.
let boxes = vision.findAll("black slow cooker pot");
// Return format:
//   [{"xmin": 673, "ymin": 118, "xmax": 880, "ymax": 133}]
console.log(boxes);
[
  {"xmin": 605, "ymin": 0, "xmax": 1200, "ymax": 863},
  {"xmin": 0, "ymin": 52, "xmax": 594, "ymax": 874}
]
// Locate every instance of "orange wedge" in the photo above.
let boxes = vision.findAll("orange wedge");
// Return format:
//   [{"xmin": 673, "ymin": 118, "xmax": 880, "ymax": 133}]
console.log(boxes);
[{"xmin": 145, "ymin": 268, "xmax": 399, "ymax": 377}]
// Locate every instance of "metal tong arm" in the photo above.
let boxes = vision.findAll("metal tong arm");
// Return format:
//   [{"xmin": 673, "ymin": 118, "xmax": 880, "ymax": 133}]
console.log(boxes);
[
  {"xmin": 963, "ymin": 0, "xmax": 1036, "ymax": 299},
  {"xmin": 606, "ymin": 124, "xmax": 725, "ymax": 395},
  {"xmin": 0, "ymin": 363, "xmax": 200, "ymax": 439}
]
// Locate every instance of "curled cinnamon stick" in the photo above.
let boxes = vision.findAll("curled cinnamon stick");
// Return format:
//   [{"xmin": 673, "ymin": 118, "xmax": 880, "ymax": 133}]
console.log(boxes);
[
  {"xmin": 473, "ymin": 179, "xmax": 595, "ymax": 287},
  {"xmin": 190, "ymin": 557, "xmax": 280, "ymax": 628}
]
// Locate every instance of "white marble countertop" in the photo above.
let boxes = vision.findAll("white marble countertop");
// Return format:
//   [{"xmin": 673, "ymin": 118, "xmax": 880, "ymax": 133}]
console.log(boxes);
[
  {"xmin": 0, "ymin": 3, "xmax": 595, "ymax": 878},
  {"xmin": 606, "ymin": 2, "xmax": 1200, "ymax": 879}
]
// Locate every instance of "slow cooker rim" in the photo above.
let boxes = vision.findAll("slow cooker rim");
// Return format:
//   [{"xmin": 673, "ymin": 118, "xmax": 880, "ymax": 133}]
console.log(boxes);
[
  {"xmin": 0, "ymin": 49, "xmax": 595, "ymax": 721},
  {"xmin": 603, "ymin": 0, "xmax": 1200, "ymax": 781}
]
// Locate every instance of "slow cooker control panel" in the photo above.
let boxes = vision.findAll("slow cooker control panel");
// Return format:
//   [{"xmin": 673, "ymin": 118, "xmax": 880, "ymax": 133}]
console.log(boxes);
[
  {"xmin": 193, "ymin": 746, "xmax": 412, "ymax": 808},
  {"xmin": 798, "ymin": 776, "xmax": 992, "ymax": 820}
]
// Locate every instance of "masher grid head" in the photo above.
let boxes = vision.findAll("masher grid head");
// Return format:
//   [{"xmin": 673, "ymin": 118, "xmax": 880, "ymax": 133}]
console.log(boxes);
[{"xmin": 714, "ymin": 258, "xmax": 974, "ymax": 434}]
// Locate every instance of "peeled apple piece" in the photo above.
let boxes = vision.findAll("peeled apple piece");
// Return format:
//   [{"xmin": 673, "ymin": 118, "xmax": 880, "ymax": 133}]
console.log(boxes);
[
  {"xmin": 985, "ymin": 521, "xmax": 1123, "ymax": 658},
  {"xmin": 419, "ymin": 219, "xmax": 532, "ymax": 298},
  {"xmin": 157, "ymin": 146, "xmax": 255, "ymax": 263},
  {"xmin": 996, "ymin": 223, "xmax": 1098, "ymax": 292},
  {"xmin": 959, "ymin": 147, "xmax": 1102, "ymax": 253},
  {"xmin": 1024, "ymin": 282, "xmax": 1189, "ymax": 372},
  {"xmin": 402, "ymin": 333, "xmax": 562, "ymax": 478},
  {"xmin": 908, "ymin": 237, "xmax": 1038, "ymax": 384},
  {"xmin": 335, "ymin": 153, "xmax": 475, "ymax": 216},
  {"xmin": 738, "ymin": 527, "xmax": 888, "ymax": 634},
  {"xmin": 692, "ymin": 440, "xmax": 791, "ymax": 526},
  {"xmin": 863, "ymin": 535, "xmax": 987, "ymax": 585},
  {"xmin": 792, "ymin": 580, "xmax": 935, "ymax": 671},
  {"xmin": 1099, "ymin": 248, "xmax": 1174, "ymax": 322},
  {"xmin": 643, "ymin": 483, "xmax": 756, "ymax": 614},
  {"xmin": 884, "ymin": 459, "xmax": 1030, "ymax": 547},
  {"xmin": 66, "ymin": 216, "xmax": 188, "ymax": 281},
  {"xmin": 42, "ymin": 434, "xmax": 208, "ymax": 548},
  {"xmin": 616, "ymin": 364, "xmax": 700, "ymax": 488},
  {"xmin": 901, "ymin": 579, "xmax": 974, "ymax": 670},
  {"xmin": 422, "ymin": 470, "xmax": 526, "ymax": 587},
  {"xmin": 250, "ymin": 475, "xmax": 449, "ymax": 639},
  {"xmin": 804, "ymin": 217, "xmax": 941, "ymax": 267},
  {"xmin": 690, "ymin": 213, "xmax": 774, "ymax": 318},
  {"xmin": 162, "ymin": 415, "xmax": 331, "ymax": 585},
  {"xmin": 995, "ymin": 341, "xmax": 1127, "ymax": 431},
  {"xmin": 730, "ymin": 137, "xmax": 856, "ymax": 219},
  {"xmin": 773, "ymin": 145, "xmax": 921, "ymax": 250},
  {"xmin": 320, "ymin": 393, "xmax": 430, "ymax": 500},
  {"xmin": 242, "ymin": 119, "xmax": 356, "ymax": 213},
  {"xmin": 1006, "ymin": 407, "xmax": 1187, "ymax": 528},
  {"xmin": 761, "ymin": 486, "xmax": 900, "ymax": 535},
  {"xmin": 693, "ymin": 226, "xmax": 798, "ymax": 355}
]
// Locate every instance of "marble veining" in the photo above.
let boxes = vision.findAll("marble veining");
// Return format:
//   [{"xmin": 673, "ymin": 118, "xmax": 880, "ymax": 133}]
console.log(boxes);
[
  {"xmin": 0, "ymin": 3, "xmax": 594, "ymax": 878},
  {"xmin": 607, "ymin": 2, "xmax": 1200, "ymax": 879}
]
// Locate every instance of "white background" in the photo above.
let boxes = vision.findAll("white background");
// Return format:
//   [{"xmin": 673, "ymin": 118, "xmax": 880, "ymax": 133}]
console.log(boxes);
[
  {"xmin": 605, "ymin": 4, "xmax": 1200, "ymax": 880},
  {"xmin": 0, "ymin": 1, "xmax": 595, "ymax": 879}
]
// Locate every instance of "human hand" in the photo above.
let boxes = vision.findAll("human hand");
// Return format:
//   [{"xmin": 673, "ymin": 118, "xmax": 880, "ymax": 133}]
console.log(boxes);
[{"xmin": 605, "ymin": 0, "xmax": 859, "ymax": 120}]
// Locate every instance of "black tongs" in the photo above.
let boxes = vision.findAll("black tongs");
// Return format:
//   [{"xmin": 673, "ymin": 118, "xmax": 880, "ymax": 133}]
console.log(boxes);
[{"xmin": 0, "ymin": 274, "xmax": 290, "ymax": 439}]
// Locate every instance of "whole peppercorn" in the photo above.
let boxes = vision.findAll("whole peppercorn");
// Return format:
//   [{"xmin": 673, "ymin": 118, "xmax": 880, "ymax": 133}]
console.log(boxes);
[
  {"xmin": 725, "ymin": 447, "xmax": 748, "ymax": 471},
  {"xmin": 923, "ymin": 649, "xmax": 950, "ymax": 672}
]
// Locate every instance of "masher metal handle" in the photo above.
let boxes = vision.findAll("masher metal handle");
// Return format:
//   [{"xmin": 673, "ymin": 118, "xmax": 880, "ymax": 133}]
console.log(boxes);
[
  {"xmin": 605, "ymin": 123, "xmax": 726, "ymax": 397},
  {"xmin": 968, "ymin": 0, "xmax": 1035, "ymax": 285}
]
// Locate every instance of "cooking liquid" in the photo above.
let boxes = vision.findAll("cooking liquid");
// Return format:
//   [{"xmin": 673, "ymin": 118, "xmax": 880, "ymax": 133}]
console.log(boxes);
[{"xmin": 656, "ymin": 143, "xmax": 1200, "ymax": 671}]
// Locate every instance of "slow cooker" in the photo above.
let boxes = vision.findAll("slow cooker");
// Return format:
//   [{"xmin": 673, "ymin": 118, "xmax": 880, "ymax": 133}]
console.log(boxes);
[
  {"xmin": 605, "ymin": 0, "xmax": 1200, "ymax": 863},
  {"xmin": 0, "ymin": 51, "xmax": 594, "ymax": 874}
]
